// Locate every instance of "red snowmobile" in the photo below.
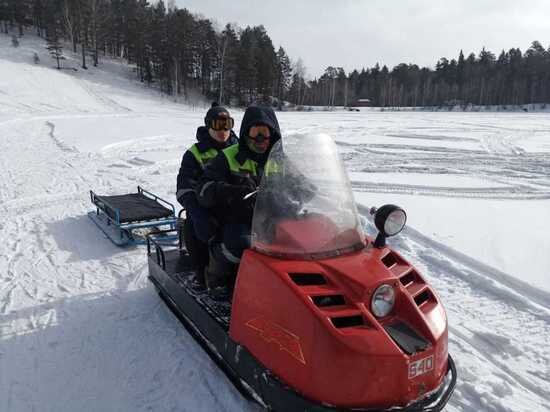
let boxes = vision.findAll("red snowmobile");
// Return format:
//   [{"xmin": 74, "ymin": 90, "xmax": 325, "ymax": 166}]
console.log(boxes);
[{"xmin": 147, "ymin": 134, "xmax": 456, "ymax": 411}]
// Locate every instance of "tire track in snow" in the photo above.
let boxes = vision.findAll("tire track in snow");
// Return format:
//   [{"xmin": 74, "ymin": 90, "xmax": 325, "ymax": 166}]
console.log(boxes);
[
  {"xmin": 77, "ymin": 78, "xmax": 132, "ymax": 113},
  {"xmin": 351, "ymin": 181, "xmax": 550, "ymax": 200}
]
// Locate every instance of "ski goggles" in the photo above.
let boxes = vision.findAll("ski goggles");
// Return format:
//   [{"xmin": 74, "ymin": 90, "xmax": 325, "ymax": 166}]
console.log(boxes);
[
  {"xmin": 248, "ymin": 125, "xmax": 271, "ymax": 143},
  {"xmin": 209, "ymin": 116, "xmax": 235, "ymax": 131}
]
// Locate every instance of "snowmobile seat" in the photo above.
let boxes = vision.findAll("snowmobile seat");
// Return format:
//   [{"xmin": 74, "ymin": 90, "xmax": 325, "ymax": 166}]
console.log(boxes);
[{"xmin": 88, "ymin": 186, "xmax": 178, "ymax": 246}]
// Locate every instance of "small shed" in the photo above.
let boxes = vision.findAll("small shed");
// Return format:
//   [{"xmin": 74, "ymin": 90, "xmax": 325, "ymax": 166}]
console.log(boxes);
[{"xmin": 351, "ymin": 98, "xmax": 372, "ymax": 107}]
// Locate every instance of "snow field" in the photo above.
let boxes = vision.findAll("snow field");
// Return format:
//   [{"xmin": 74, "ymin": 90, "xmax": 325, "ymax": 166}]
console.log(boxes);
[{"xmin": 1, "ymin": 33, "xmax": 550, "ymax": 411}]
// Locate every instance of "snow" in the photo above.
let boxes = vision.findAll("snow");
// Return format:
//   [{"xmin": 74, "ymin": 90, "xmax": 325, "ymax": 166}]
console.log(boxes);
[
  {"xmin": 349, "ymin": 172, "xmax": 510, "ymax": 189},
  {"xmin": 1, "ymin": 32, "xmax": 550, "ymax": 412}
]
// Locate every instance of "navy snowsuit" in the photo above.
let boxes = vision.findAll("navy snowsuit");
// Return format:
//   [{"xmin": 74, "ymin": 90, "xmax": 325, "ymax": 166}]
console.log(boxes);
[
  {"xmin": 176, "ymin": 126, "xmax": 238, "ymax": 271},
  {"xmin": 197, "ymin": 106, "xmax": 282, "ymax": 262}
]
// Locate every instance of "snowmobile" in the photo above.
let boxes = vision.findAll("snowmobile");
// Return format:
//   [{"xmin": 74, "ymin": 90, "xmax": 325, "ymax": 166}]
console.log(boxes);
[{"xmin": 147, "ymin": 134, "xmax": 456, "ymax": 411}]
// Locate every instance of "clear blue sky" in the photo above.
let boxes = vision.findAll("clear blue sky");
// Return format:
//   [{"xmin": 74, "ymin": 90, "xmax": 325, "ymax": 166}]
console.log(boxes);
[{"xmin": 174, "ymin": 0, "xmax": 550, "ymax": 78}]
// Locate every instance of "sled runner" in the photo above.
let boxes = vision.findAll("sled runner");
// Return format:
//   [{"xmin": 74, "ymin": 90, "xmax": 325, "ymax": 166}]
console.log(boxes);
[
  {"xmin": 88, "ymin": 186, "xmax": 177, "ymax": 246},
  {"xmin": 147, "ymin": 134, "xmax": 457, "ymax": 411}
]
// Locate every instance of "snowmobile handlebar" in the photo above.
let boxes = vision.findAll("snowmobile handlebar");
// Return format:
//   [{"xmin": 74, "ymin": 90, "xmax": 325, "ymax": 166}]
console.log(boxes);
[{"xmin": 243, "ymin": 190, "xmax": 258, "ymax": 201}]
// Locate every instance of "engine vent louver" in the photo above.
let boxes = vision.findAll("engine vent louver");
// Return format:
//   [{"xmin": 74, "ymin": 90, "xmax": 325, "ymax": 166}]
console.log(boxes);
[
  {"xmin": 288, "ymin": 273, "xmax": 327, "ymax": 286},
  {"xmin": 381, "ymin": 251, "xmax": 400, "ymax": 268},
  {"xmin": 312, "ymin": 295, "xmax": 346, "ymax": 307},
  {"xmin": 381, "ymin": 251, "xmax": 410, "ymax": 277},
  {"xmin": 331, "ymin": 315, "xmax": 365, "ymax": 329},
  {"xmin": 400, "ymin": 270, "xmax": 418, "ymax": 287},
  {"xmin": 414, "ymin": 290, "xmax": 433, "ymax": 307}
]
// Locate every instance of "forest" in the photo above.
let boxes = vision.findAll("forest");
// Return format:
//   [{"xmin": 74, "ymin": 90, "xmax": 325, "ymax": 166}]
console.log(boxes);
[{"xmin": 1, "ymin": 0, "xmax": 549, "ymax": 108}]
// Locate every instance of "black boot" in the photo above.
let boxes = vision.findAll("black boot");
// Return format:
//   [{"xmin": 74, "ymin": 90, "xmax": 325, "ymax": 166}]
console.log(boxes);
[
  {"xmin": 188, "ymin": 266, "xmax": 207, "ymax": 292},
  {"xmin": 205, "ymin": 242, "xmax": 238, "ymax": 292}
]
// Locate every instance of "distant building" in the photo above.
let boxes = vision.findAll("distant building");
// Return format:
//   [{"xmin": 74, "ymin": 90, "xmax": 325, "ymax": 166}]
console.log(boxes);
[{"xmin": 351, "ymin": 98, "xmax": 372, "ymax": 107}]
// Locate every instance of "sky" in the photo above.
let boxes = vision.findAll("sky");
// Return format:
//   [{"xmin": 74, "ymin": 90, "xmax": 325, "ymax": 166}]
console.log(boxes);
[{"xmin": 174, "ymin": 0, "xmax": 550, "ymax": 78}]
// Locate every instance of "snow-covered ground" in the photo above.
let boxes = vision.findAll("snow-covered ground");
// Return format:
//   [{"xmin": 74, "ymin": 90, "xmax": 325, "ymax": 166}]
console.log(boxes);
[{"xmin": 1, "ymin": 33, "xmax": 549, "ymax": 412}]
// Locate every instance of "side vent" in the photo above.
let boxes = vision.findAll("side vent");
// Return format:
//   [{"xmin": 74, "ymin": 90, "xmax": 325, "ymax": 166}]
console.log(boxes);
[
  {"xmin": 331, "ymin": 315, "xmax": 365, "ymax": 329},
  {"xmin": 289, "ymin": 273, "xmax": 327, "ymax": 286},
  {"xmin": 414, "ymin": 290, "xmax": 434, "ymax": 307},
  {"xmin": 400, "ymin": 270, "xmax": 421, "ymax": 287},
  {"xmin": 381, "ymin": 251, "xmax": 410, "ymax": 277},
  {"xmin": 312, "ymin": 295, "xmax": 346, "ymax": 307},
  {"xmin": 399, "ymin": 269, "xmax": 426, "ymax": 297},
  {"xmin": 381, "ymin": 251, "xmax": 402, "ymax": 268}
]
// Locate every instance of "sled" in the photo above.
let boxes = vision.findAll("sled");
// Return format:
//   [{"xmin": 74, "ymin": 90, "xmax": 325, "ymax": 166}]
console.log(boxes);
[{"xmin": 88, "ymin": 186, "xmax": 177, "ymax": 246}]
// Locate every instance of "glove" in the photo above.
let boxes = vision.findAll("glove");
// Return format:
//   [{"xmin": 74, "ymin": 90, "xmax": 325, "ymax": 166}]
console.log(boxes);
[{"xmin": 217, "ymin": 183, "xmax": 244, "ymax": 203}]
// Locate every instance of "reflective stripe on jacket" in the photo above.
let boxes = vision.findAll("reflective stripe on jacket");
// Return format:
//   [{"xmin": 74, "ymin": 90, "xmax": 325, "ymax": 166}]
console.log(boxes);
[
  {"xmin": 222, "ymin": 144, "xmax": 259, "ymax": 177},
  {"xmin": 189, "ymin": 144, "xmax": 219, "ymax": 169}
]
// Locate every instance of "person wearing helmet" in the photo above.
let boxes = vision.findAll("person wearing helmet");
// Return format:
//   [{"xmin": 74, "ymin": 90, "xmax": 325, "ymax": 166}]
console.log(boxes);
[
  {"xmin": 197, "ymin": 105, "xmax": 282, "ymax": 289},
  {"xmin": 176, "ymin": 102, "xmax": 238, "ymax": 287}
]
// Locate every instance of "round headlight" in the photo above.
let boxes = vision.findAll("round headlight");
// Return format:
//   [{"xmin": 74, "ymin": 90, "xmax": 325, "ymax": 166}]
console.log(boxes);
[
  {"xmin": 373, "ymin": 204, "xmax": 407, "ymax": 238},
  {"xmin": 384, "ymin": 209, "xmax": 406, "ymax": 236},
  {"xmin": 371, "ymin": 284, "xmax": 395, "ymax": 318}
]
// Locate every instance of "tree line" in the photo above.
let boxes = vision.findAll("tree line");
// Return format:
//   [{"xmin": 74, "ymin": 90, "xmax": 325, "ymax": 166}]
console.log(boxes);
[
  {"xmin": 1, "ymin": 0, "xmax": 549, "ymax": 108},
  {"xmin": 305, "ymin": 43, "xmax": 550, "ymax": 108}
]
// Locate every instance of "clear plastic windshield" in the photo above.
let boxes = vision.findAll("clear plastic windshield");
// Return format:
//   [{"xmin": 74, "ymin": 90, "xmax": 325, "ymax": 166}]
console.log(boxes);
[{"xmin": 251, "ymin": 133, "xmax": 365, "ymax": 260}]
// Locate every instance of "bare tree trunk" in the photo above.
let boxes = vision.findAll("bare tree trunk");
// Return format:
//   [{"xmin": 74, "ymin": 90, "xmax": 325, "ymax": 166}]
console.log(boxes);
[
  {"xmin": 63, "ymin": 0, "xmax": 76, "ymax": 52},
  {"xmin": 91, "ymin": 0, "xmax": 99, "ymax": 66},
  {"xmin": 218, "ymin": 37, "xmax": 227, "ymax": 104},
  {"xmin": 81, "ymin": 35, "xmax": 87, "ymax": 69},
  {"xmin": 479, "ymin": 78, "xmax": 484, "ymax": 105},
  {"xmin": 344, "ymin": 78, "xmax": 348, "ymax": 107},
  {"xmin": 173, "ymin": 57, "xmax": 179, "ymax": 98}
]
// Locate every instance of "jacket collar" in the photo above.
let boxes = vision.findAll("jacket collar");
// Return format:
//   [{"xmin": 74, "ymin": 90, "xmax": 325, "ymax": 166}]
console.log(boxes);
[{"xmin": 195, "ymin": 127, "xmax": 238, "ymax": 152}]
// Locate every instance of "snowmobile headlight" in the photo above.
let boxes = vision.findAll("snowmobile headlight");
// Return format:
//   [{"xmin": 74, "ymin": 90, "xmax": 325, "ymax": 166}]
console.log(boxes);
[
  {"xmin": 373, "ymin": 204, "xmax": 407, "ymax": 237},
  {"xmin": 371, "ymin": 284, "xmax": 395, "ymax": 318},
  {"xmin": 384, "ymin": 208, "xmax": 406, "ymax": 236}
]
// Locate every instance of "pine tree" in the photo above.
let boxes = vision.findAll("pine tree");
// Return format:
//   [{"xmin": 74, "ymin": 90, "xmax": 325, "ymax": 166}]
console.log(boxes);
[
  {"xmin": 275, "ymin": 46, "xmax": 291, "ymax": 109},
  {"xmin": 218, "ymin": 23, "xmax": 239, "ymax": 104}
]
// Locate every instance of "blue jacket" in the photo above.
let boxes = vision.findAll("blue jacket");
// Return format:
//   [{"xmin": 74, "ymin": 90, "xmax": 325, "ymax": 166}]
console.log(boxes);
[{"xmin": 176, "ymin": 126, "xmax": 238, "ymax": 213}]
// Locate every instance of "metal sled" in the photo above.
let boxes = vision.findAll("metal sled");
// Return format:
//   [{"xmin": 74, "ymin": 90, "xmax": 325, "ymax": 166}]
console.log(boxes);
[{"xmin": 88, "ymin": 186, "xmax": 178, "ymax": 246}]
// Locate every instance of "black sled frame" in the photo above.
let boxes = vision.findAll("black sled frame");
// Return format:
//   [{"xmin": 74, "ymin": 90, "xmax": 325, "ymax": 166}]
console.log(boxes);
[
  {"xmin": 88, "ymin": 186, "xmax": 177, "ymax": 246},
  {"xmin": 146, "ymin": 230, "xmax": 457, "ymax": 412}
]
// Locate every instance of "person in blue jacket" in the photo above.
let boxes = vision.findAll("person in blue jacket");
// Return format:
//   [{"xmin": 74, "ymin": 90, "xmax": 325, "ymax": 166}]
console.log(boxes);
[{"xmin": 176, "ymin": 103, "xmax": 238, "ymax": 286}]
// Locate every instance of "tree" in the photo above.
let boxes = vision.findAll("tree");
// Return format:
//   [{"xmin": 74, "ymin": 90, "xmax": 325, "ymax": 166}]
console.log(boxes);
[
  {"xmin": 275, "ymin": 46, "xmax": 291, "ymax": 109},
  {"xmin": 289, "ymin": 58, "xmax": 307, "ymax": 106},
  {"xmin": 45, "ymin": 7, "xmax": 65, "ymax": 69}
]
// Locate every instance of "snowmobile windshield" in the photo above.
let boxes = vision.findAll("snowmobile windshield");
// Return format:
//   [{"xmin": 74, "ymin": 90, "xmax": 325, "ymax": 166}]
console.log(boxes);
[{"xmin": 251, "ymin": 133, "xmax": 365, "ymax": 260}]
